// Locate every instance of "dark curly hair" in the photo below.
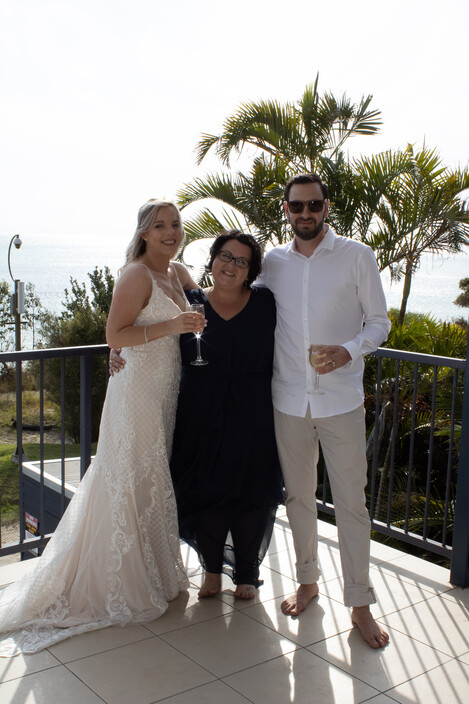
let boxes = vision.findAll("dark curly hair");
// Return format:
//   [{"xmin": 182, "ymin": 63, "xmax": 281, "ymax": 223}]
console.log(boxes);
[{"xmin": 205, "ymin": 230, "xmax": 262, "ymax": 288}]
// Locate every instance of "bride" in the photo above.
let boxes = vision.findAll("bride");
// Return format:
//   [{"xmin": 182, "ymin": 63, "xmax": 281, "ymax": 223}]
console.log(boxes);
[{"xmin": 0, "ymin": 199, "xmax": 202, "ymax": 656}]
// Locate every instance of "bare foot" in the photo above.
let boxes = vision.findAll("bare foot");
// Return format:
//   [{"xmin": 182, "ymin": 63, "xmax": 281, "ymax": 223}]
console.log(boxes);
[
  {"xmin": 234, "ymin": 584, "xmax": 256, "ymax": 599},
  {"xmin": 198, "ymin": 572, "xmax": 221, "ymax": 598},
  {"xmin": 281, "ymin": 583, "xmax": 319, "ymax": 616},
  {"xmin": 351, "ymin": 605, "xmax": 389, "ymax": 648}
]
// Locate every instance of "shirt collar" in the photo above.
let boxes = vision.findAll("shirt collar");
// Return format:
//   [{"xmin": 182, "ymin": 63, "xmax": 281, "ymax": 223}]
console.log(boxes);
[{"xmin": 288, "ymin": 224, "xmax": 337, "ymax": 257}]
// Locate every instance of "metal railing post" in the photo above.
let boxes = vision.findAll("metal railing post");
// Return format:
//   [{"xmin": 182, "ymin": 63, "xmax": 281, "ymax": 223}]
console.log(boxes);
[
  {"xmin": 450, "ymin": 324, "xmax": 469, "ymax": 587},
  {"xmin": 16, "ymin": 359, "xmax": 25, "ymax": 547},
  {"xmin": 80, "ymin": 353, "xmax": 93, "ymax": 478}
]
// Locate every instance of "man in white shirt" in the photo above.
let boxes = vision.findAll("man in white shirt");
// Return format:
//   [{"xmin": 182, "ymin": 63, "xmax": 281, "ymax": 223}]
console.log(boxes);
[{"xmin": 257, "ymin": 173, "xmax": 391, "ymax": 648}]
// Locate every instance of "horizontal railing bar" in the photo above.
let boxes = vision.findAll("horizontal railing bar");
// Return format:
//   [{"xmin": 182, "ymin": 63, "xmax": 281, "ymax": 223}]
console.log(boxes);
[
  {"xmin": 0, "ymin": 535, "xmax": 52, "ymax": 556},
  {"xmin": 0, "ymin": 344, "xmax": 108, "ymax": 363},
  {"xmin": 371, "ymin": 347, "xmax": 466, "ymax": 369},
  {"xmin": 370, "ymin": 520, "xmax": 452, "ymax": 558},
  {"xmin": 0, "ymin": 345, "xmax": 464, "ymax": 369},
  {"xmin": 315, "ymin": 505, "xmax": 452, "ymax": 558}
]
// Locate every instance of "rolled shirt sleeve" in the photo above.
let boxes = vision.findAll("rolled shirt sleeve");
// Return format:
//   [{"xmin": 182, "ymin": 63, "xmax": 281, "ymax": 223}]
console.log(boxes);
[{"xmin": 341, "ymin": 245, "xmax": 391, "ymax": 361}]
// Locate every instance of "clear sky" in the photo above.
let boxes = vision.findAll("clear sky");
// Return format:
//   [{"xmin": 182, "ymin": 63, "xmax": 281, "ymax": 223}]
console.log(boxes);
[{"xmin": 1, "ymin": 0, "xmax": 468, "ymax": 246}]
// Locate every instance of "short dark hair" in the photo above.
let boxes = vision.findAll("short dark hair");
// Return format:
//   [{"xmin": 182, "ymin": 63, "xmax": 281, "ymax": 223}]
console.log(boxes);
[
  {"xmin": 284, "ymin": 173, "xmax": 329, "ymax": 202},
  {"xmin": 206, "ymin": 230, "xmax": 262, "ymax": 288}
]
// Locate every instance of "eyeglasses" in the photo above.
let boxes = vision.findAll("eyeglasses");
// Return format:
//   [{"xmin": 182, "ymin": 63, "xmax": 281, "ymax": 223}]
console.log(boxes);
[
  {"xmin": 216, "ymin": 250, "xmax": 251, "ymax": 269},
  {"xmin": 287, "ymin": 199, "xmax": 326, "ymax": 214}
]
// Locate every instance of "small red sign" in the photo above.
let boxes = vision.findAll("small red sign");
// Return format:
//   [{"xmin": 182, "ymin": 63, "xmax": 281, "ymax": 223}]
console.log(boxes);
[{"xmin": 25, "ymin": 512, "xmax": 38, "ymax": 535}]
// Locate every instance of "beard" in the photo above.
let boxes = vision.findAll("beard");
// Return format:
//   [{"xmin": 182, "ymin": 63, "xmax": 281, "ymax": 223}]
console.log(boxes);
[{"xmin": 290, "ymin": 217, "xmax": 325, "ymax": 241}]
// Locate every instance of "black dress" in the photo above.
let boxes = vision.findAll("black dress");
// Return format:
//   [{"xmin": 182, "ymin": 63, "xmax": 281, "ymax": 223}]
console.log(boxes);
[{"xmin": 170, "ymin": 286, "xmax": 284, "ymax": 587}]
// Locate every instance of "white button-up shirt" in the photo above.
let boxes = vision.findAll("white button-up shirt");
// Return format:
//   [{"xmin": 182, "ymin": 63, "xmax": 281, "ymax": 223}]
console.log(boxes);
[{"xmin": 257, "ymin": 226, "xmax": 391, "ymax": 418}]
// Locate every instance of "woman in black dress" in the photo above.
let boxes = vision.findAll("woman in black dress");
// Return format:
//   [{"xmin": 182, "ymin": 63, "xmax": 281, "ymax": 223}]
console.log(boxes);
[{"xmin": 170, "ymin": 231, "xmax": 284, "ymax": 599}]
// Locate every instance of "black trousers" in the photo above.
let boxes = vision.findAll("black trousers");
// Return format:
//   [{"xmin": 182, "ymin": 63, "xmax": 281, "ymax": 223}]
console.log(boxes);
[{"xmin": 193, "ymin": 506, "xmax": 273, "ymax": 586}]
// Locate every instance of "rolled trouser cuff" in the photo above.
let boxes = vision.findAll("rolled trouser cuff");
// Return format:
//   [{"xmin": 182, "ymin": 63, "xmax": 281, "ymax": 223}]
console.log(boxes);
[
  {"xmin": 343, "ymin": 584, "xmax": 376, "ymax": 607},
  {"xmin": 296, "ymin": 559, "xmax": 320, "ymax": 586}
]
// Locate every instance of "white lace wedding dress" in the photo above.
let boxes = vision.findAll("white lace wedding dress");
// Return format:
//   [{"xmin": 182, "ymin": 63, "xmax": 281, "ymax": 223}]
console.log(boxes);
[{"xmin": 0, "ymin": 279, "xmax": 189, "ymax": 656}]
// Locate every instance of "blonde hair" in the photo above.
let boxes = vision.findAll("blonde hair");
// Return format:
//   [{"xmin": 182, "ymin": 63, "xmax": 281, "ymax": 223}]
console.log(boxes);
[{"xmin": 123, "ymin": 199, "xmax": 184, "ymax": 266}]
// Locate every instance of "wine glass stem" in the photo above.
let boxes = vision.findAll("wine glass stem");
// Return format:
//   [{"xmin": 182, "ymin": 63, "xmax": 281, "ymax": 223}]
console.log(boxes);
[
  {"xmin": 195, "ymin": 334, "xmax": 202, "ymax": 361},
  {"xmin": 315, "ymin": 371, "xmax": 320, "ymax": 392}
]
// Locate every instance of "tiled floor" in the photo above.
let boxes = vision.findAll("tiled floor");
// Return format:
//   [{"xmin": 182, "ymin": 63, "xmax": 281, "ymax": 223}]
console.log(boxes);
[{"xmin": 1, "ymin": 510, "xmax": 468, "ymax": 703}]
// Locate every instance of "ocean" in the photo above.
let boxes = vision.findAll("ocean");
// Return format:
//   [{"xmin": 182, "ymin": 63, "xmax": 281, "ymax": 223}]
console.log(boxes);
[{"xmin": 1, "ymin": 234, "xmax": 468, "ymax": 345}]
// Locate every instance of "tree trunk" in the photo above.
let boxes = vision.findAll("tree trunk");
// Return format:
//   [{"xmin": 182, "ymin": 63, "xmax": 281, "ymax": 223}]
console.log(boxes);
[{"xmin": 398, "ymin": 259, "xmax": 413, "ymax": 325}]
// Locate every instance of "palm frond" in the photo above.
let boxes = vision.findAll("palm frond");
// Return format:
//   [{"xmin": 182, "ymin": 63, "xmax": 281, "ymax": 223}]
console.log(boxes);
[
  {"xmin": 195, "ymin": 133, "xmax": 221, "ymax": 166},
  {"xmin": 319, "ymin": 92, "xmax": 382, "ymax": 158},
  {"xmin": 182, "ymin": 210, "xmax": 233, "ymax": 243},
  {"xmin": 177, "ymin": 173, "xmax": 243, "ymax": 210}
]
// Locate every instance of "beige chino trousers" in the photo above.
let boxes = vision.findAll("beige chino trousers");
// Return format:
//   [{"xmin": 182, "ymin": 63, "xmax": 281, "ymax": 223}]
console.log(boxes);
[{"xmin": 274, "ymin": 404, "xmax": 376, "ymax": 607}]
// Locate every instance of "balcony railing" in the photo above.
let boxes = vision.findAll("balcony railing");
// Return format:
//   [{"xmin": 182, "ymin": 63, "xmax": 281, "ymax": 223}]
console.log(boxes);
[{"xmin": 1, "ymin": 340, "xmax": 468, "ymax": 587}]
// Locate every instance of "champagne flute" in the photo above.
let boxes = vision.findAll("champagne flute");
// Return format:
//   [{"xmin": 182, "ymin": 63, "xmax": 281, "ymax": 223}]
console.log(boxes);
[
  {"xmin": 190, "ymin": 303, "xmax": 208, "ymax": 366},
  {"xmin": 309, "ymin": 344, "xmax": 325, "ymax": 395}
]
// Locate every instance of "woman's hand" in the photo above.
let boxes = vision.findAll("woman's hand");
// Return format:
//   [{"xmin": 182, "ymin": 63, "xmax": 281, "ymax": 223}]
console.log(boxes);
[
  {"xmin": 168, "ymin": 311, "xmax": 206, "ymax": 335},
  {"xmin": 108, "ymin": 313, "xmax": 205, "ymax": 370}
]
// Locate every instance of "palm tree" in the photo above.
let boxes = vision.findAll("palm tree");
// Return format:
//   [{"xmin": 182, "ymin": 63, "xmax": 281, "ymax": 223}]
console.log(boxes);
[
  {"xmin": 354, "ymin": 146, "xmax": 469, "ymax": 324},
  {"xmin": 178, "ymin": 82, "xmax": 469, "ymax": 323},
  {"xmin": 177, "ymin": 76, "xmax": 382, "ymax": 250},
  {"xmin": 325, "ymin": 149, "xmax": 414, "ymax": 240},
  {"xmin": 194, "ymin": 75, "xmax": 382, "ymax": 172}
]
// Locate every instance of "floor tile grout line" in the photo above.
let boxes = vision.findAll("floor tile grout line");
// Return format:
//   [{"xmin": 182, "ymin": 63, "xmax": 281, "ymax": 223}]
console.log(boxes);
[
  {"xmin": 378, "ymin": 620, "xmax": 467, "ymax": 662},
  {"xmin": 237, "ymin": 592, "xmax": 359, "ymax": 647},
  {"xmin": 369, "ymin": 567, "xmax": 454, "ymax": 596},
  {"xmin": 305, "ymin": 623, "xmax": 465, "ymax": 696},
  {"xmin": 148, "ymin": 678, "xmax": 256, "ymax": 704},
  {"xmin": 186, "ymin": 579, "xmax": 295, "ymax": 612},
  {"xmin": 265, "ymin": 564, "xmax": 344, "ymax": 587},
  {"xmin": 0, "ymin": 662, "xmax": 108, "ymax": 704},
  {"xmin": 364, "ymin": 591, "xmax": 440, "ymax": 621},
  {"xmin": 302, "ymin": 647, "xmax": 393, "ymax": 697},
  {"xmin": 145, "ymin": 609, "xmax": 241, "ymax": 638},
  {"xmin": 377, "ymin": 656, "xmax": 466, "ymax": 701},
  {"xmin": 377, "ymin": 599, "xmax": 432, "ymax": 620},
  {"xmin": 46, "ymin": 628, "xmax": 157, "ymax": 665},
  {"xmin": 59, "ymin": 637, "xmax": 217, "ymax": 703},
  {"xmin": 153, "ymin": 628, "xmax": 236, "ymax": 680},
  {"xmin": 0, "ymin": 661, "xmax": 64, "ymax": 685},
  {"xmin": 157, "ymin": 615, "xmax": 303, "ymax": 681},
  {"xmin": 62, "ymin": 662, "xmax": 110, "ymax": 703}
]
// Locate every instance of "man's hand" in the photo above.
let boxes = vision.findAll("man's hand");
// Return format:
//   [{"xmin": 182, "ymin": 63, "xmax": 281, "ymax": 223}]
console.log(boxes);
[
  {"xmin": 109, "ymin": 348, "xmax": 125, "ymax": 376},
  {"xmin": 313, "ymin": 345, "xmax": 351, "ymax": 374}
]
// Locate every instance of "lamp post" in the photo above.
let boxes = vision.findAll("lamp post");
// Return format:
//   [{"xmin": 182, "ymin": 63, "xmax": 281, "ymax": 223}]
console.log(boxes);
[
  {"xmin": 7, "ymin": 234, "xmax": 28, "ymax": 464},
  {"xmin": 8, "ymin": 235, "xmax": 25, "ymax": 351}
]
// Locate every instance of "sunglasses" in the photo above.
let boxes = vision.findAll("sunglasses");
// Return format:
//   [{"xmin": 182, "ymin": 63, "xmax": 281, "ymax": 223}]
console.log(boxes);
[
  {"xmin": 287, "ymin": 199, "xmax": 326, "ymax": 214},
  {"xmin": 216, "ymin": 250, "xmax": 251, "ymax": 269}
]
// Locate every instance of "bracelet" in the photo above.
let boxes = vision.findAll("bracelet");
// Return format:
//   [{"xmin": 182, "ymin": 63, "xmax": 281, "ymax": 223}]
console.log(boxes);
[{"xmin": 144, "ymin": 326, "xmax": 149, "ymax": 343}]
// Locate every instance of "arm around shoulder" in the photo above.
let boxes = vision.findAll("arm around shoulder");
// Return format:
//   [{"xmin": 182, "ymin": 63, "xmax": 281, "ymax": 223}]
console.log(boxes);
[{"xmin": 173, "ymin": 261, "xmax": 199, "ymax": 291}]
